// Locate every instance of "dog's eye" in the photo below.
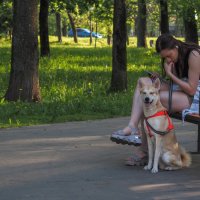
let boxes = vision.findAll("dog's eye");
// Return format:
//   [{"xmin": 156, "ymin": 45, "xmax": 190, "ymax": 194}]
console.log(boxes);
[
  {"xmin": 143, "ymin": 92, "xmax": 146, "ymax": 95},
  {"xmin": 150, "ymin": 92, "xmax": 154, "ymax": 95}
]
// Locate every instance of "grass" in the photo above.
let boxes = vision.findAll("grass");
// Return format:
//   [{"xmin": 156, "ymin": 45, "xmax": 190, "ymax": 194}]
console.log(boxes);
[{"xmin": 0, "ymin": 36, "xmax": 161, "ymax": 128}]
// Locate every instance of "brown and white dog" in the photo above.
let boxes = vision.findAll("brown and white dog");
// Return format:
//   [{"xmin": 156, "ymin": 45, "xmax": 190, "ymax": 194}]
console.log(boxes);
[{"xmin": 139, "ymin": 78, "xmax": 191, "ymax": 173}]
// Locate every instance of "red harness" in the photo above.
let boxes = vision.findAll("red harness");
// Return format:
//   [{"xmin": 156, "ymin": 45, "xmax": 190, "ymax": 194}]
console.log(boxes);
[{"xmin": 144, "ymin": 110, "xmax": 174, "ymax": 137}]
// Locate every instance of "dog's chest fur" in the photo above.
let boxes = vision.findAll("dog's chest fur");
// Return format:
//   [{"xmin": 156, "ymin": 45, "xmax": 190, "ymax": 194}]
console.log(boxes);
[{"xmin": 144, "ymin": 115, "xmax": 170, "ymax": 138}]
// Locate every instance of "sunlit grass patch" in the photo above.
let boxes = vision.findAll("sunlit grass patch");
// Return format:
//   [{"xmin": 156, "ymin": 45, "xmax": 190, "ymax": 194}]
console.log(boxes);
[{"xmin": 0, "ymin": 37, "xmax": 161, "ymax": 128}]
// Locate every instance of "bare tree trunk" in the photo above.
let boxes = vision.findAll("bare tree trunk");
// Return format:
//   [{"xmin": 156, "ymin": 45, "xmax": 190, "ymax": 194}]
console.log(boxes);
[
  {"xmin": 56, "ymin": 12, "xmax": 62, "ymax": 43},
  {"xmin": 89, "ymin": 14, "xmax": 93, "ymax": 45},
  {"xmin": 5, "ymin": 0, "xmax": 41, "ymax": 102},
  {"xmin": 137, "ymin": 0, "xmax": 147, "ymax": 47},
  {"xmin": 126, "ymin": 24, "xmax": 129, "ymax": 46},
  {"xmin": 39, "ymin": 0, "xmax": 50, "ymax": 57},
  {"xmin": 67, "ymin": 11, "xmax": 78, "ymax": 43},
  {"xmin": 183, "ymin": 6, "xmax": 198, "ymax": 44},
  {"xmin": 110, "ymin": 0, "xmax": 127, "ymax": 92},
  {"xmin": 160, "ymin": 0, "xmax": 169, "ymax": 34},
  {"xmin": 95, "ymin": 20, "xmax": 97, "ymax": 48},
  {"xmin": 62, "ymin": 18, "xmax": 67, "ymax": 36},
  {"xmin": 107, "ymin": 26, "xmax": 112, "ymax": 45}
]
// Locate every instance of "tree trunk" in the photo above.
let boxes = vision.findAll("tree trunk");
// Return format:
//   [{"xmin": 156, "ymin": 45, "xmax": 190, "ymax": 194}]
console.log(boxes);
[
  {"xmin": 94, "ymin": 21, "xmax": 97, "ymax": 48},
  {"xmin": 62, "ymin": 18, "xmax": 67, "ymax": 36},
  {"xmin": 126, "ymin": 24, "xmax": 129, "ymax": 46},
  {"xmin": 160, "ymin": 0, "xmax": 169, "ymax": 34},
  {"xmin": 107, "ymin": 26, "xmax": 112, "ymax": 45},
  {"xmin": 137, "ymin": 0, "xmax": 147, "ymax": 47},
  {"xmin": 39, "ymin": 0, "xmax": 50, "ymax": 57},
  {"xmin": 134, "ymin": 17, "xmax": 138, "ymax": 36},
  {"xmin": 5, "ymin": 0, "xmax": 41, "ymax": 102},
  {"xmin": 67, "ymin": 11, "xmax": 78, "ymax": 43},
  {"xmin": 56, "ymin": 12, "xmax": 62, "ymax": 43},
  {"xmin": 89, "ymin": 15, "xmax": 93, "ymax": 45},
  {"xmin": 183, "ymin": 6, "xmax": 198, "ymax": 44},
  {"xmin": 110, "ymin": 0, "xmax": 127, "ymax": 92}
]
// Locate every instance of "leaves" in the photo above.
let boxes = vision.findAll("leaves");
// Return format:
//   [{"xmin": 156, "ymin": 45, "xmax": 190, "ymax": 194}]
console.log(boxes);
[{"xmin": 0, "ymin": 37, "xmax": 160, "ymax": 128}]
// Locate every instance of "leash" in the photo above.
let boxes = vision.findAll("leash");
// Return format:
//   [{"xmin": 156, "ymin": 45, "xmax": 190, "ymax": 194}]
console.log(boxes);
[{"xmin": 168, "ymin": 79, "xmax": 173, "ymax": 115}]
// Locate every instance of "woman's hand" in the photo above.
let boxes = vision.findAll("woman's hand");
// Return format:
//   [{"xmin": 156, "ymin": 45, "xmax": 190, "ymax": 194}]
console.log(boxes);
[
  {"xmin": 164, "ymin": 62, "xmax": 174, "ymax": 76},
  {"xmin": 145, "ymin": 71, "xmax": 160, "ymax": 82}
]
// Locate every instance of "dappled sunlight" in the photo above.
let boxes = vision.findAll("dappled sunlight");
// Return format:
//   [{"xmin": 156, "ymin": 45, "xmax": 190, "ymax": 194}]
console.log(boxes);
[
  {"xmin": 153, "ymin": 191, "xmax": 200, "ymax": 200},
  {"xmin": 129, "ymin": 183, "xmax": 176, "ymax": 191},
  {"xmin": 1, "ymin": 135, "xmax": 105, "ymax": 145},
  {"xmin": 129, "ymin": 180, "xmax": 200, "ymax": 199},
  {"xmin": 0, "ymin": 155, "xmax": 60, "ymax": 168}
]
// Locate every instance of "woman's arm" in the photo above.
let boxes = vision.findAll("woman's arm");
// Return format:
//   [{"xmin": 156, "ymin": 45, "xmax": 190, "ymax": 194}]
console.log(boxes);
[{"xmin": 164, "ymin": 51, "xmax": 200, "ymax": 96}]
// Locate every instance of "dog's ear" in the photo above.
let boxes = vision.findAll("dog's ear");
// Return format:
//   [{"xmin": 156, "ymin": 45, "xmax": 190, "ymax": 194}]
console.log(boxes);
[
  {"xmin": 153, "ymin": 78, "xmax": 160, "ymax": 90},
  {"xmin": 138, "ymin": 79, "xmax": 144, "ymax": 91}
]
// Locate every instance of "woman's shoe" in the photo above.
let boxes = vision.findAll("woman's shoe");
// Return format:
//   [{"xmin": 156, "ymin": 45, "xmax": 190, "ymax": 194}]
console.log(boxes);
[
  {"xmin": 110, "ymin": 125, "xmax": 142, "ymax": 146},
  {"xmin": 125, "ymin": 152, "xmax": 148, "ymax": 166},
  {"xmin": 110, "ymin": 129, "xmax": 128, "ymax": 144},
  {"xmin": 124, "ymin": 134, "xmax": 142, "ymax": 146}
]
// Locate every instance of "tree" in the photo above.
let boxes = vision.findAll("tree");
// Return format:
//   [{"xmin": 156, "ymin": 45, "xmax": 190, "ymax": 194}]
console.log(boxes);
[
  {"xmin": 110, "ymin": 0, "xmax": 127, "ymax": 92},
  {"xmin": 0, "ymin": 0, "xmax": 13, "ymax": 38},
  {"xmin": 183, "ymin": 4, "xmax": 198, "ymax": 44},
  {"xmin": 56, "ymin": 12, "xmax": 62, "ymax": 43},
  {"xmin": 169, "ymin": 0, "xmax": 199, "ymax": 42},
  {"xmin": 159, "ymin": 0, "xmax": 169, "ymax": 34},
  {"xmin": 62, "ymin": 17, "xmax": 67, "ymax": 36},
  {"xmin": 137, "ymin": 0, "xmax": 147, "ymax": 47},
  {"xmin": 67, "ymin": 10, "xmax": 78, "ymax": 43},
  {"xmin": 5, "ymin": 0, "xmax": 41, "ymax": 102},
  {"xmin": 39, "ymin": 0, "xmax": 50, "ymax": 57}
]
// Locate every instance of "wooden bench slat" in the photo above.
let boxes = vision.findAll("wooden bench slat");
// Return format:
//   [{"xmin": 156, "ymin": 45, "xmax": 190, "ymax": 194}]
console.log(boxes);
[{"xmin": 170, "ymin": 113, "xmax": 200, "ymax": 124}]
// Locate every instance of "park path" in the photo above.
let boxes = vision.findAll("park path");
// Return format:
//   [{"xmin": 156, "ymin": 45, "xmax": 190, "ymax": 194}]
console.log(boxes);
[{"xmin": 0, "ymin": 117, "xmax": 200, "ymax": 200}]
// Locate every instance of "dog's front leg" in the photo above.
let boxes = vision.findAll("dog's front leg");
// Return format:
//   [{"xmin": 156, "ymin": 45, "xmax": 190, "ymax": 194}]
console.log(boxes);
[
  {"xmin": 144, "ymin": 135, "xmax": 153, "ymax": 170},
  {"xmin": 151, "ymin": 135, "xmax": 162, "ymax": 173}
]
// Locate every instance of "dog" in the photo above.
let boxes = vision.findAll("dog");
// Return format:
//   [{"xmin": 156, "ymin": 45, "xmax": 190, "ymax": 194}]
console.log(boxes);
[{"xmin": 139, "ymin": 78, "xmax": 191, "ymax": 173}]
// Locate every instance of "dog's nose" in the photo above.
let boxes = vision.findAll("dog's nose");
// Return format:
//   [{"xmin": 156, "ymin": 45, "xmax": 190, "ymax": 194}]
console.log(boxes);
[{"xmin": 145, "ymin": 97, "xmax": 150, "ymax": 102}]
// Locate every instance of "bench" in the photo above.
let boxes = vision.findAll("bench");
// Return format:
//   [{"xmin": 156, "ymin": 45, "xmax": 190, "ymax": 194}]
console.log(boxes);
[{"xmin": 169, "ymin": 91, "xmax": 200, "ymax": 153}]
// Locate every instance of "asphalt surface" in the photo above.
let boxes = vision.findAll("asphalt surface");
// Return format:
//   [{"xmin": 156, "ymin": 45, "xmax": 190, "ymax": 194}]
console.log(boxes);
[{"xmin": 0, "ymin": 117, "xmax": 200, "ymax": 200}]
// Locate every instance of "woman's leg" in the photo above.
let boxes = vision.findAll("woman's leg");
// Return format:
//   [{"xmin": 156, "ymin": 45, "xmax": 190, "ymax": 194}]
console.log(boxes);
[
  {"xmin": 160, "ymin": 91, "xmax": 191, "ymax": 112},
  {"xmin": 122, "ymin": 77, "xmax": 153, "ymax": 135},
  {"xmin": 158, "ymin": 80, "xmax": 191, "ymax": 111}
]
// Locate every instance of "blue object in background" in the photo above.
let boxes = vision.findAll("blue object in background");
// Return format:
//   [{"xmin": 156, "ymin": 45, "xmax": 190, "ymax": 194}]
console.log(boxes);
[{"xmin": 68, "ymin": 28, "xmax": 103, "ymax": 38}]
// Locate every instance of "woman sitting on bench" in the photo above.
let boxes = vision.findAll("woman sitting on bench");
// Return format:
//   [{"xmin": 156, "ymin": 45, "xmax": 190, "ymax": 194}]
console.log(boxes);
[{"xmin": 110, "ymin": 33, "xmax": 200, "ymax": 166}]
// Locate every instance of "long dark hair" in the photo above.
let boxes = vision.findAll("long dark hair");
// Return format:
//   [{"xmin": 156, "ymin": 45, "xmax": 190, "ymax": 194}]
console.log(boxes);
[{"xmin": 156, "ymin": 33, "xmax": 200, "ymax": 78}]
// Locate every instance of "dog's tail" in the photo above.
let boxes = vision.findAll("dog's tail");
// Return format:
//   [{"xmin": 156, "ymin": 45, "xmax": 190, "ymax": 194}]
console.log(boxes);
[{"xmin": 180, "ymin": 146, "xmax": 192, "ymax": 167}]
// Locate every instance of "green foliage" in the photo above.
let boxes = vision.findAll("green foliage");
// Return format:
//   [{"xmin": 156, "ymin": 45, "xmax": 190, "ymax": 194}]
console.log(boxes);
[
  {"xmin": 0, "ymin": 37, "xmax": 160, "ymax": 128},
  {"xmin": 0, "ymin": 1, "xmax": 12, "ymax": 37}
]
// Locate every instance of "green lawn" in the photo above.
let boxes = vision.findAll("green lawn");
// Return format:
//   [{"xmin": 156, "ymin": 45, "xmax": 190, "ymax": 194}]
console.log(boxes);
[{"xmin": 0, "ymin": 37, "xmax": 161, "ymax": 128}]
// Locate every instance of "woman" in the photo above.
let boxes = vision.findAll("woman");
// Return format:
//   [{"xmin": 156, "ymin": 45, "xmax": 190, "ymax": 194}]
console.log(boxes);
[{"xmin": 111, "ymin": 33, "xmax": 200, "ymax": 166}]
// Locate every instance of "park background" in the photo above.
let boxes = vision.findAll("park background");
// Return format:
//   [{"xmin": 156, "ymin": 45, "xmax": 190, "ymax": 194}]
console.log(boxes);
[{"xmin": 0, "ymin": 0, "xmax": 199, "ymax": 128}]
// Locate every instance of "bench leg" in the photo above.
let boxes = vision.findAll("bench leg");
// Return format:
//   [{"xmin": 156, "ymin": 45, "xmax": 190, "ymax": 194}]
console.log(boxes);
[{"xmin": 198, "ymin": 123, "xmax": 200, "ymax": 153}]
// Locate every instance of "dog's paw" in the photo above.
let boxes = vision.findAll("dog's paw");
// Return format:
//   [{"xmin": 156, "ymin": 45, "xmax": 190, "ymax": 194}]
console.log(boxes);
[
  {"xmin": 144, "ymin": 165, "xmax": 152, "ymax": 170},
  {"xmin": 165, "ymin": 166, "xmax": 173, "ymax": 171},
  {"xmin": 151, "ymin": 168, "xmax": 158, "ymax": 173},
  {"xmin": 164, "ymin": 166, "xmax": 180, "ymax": 171}
]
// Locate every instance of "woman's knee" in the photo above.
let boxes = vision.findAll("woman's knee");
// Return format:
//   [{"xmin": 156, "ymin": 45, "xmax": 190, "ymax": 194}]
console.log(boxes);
[
  {"xmin": 160, "ymin": 92, "xmax": 169, "ymax": 108},
  {"xmin": 160, "ymin": 91, "xmax": 191, "ymax": 112}
]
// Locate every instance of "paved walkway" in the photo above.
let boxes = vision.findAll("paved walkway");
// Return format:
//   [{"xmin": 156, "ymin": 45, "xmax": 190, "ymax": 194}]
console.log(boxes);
[{"xmin": 0, "ymin": 117, "xmax": 200, "ymax": 200}]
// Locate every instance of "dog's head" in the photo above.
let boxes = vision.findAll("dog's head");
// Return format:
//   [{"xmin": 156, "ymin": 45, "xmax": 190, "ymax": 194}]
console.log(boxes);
[{"xmin": 139, "ymin": 78, "xmax": 161, "ymax": 107}]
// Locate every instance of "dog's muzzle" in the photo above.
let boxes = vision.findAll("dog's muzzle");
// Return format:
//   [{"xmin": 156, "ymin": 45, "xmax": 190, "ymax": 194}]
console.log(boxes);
[{"xmin": 144, "ymin": 97, "xmax": 153, "ymax": 104}]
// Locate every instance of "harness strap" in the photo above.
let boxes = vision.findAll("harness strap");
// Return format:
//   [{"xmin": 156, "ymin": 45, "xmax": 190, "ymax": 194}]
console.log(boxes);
[{"xmin": 145, "ymin": 110, "xmax": 174, "ymax": 136}]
